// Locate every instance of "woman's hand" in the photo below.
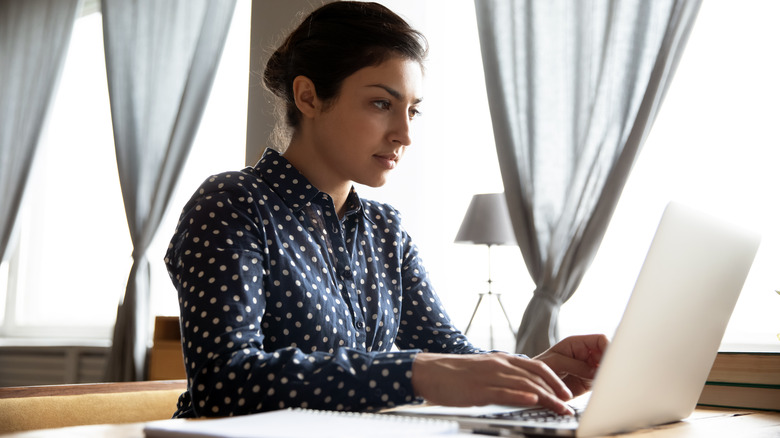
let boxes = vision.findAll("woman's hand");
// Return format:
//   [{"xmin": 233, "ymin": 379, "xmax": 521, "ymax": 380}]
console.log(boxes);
[
  {"xmin": 534, "ymin": 334, "xmax": 609, "ymax": 398},
  {"xmin": 411, "ymin": 352, "xmax": 576, "ymax": 415}
]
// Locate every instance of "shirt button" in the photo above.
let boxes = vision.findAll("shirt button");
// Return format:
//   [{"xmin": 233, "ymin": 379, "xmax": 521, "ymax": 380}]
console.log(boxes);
[{"xmin": 356, "ymin": 321, "xmax": 365, "ymax": 329}]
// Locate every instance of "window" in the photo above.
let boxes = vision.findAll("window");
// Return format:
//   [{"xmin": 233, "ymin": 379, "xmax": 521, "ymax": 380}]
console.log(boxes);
[
  {"xmin": 356, "ymin": 0, "xmax": 527, "ymax": 351},
  {"xmin": 559, "ymin": 0, "xmax": 780, "ymax": 351},
  {"xmin": 0, "ymin": 1, "xmax": 249, "ymax": 340},
  {"xmin": 2, "ymin": 11, "xmax": 129, "ymax": 340},
  {"xmin": 363, "ymin": 0, "xmax": 780, "ymax": 352},
  {"xmin": 2, "ymin": 0, "xmax": 775, "ymax": 354},
  {"xmin": 147, "ymin": 0, "xmax": 250, "ymax": 320}
]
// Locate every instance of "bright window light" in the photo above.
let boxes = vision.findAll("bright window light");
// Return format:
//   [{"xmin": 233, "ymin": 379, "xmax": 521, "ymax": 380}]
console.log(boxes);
[
  {"xmin": 0, "ymin": 1, "xmax": 250, "ymax": 339},
  {"xmin": 561, "ymin": 0, "xmax": 780, "ymax": 351},
  {"xmin": 1, "ymin": 0, "xmax": 776, "ymax": 353}
]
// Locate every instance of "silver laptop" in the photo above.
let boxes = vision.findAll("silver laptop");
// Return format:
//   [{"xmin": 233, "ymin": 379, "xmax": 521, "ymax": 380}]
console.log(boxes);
[{"xmin": 393, "ymin": 201, "xmax": 761, "ymax": 437}]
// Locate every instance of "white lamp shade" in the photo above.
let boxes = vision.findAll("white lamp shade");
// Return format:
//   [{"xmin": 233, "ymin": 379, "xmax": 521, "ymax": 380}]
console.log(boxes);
[{"xmin": 454, "ymin": 193, "xmax": 516, "ymax": 246}]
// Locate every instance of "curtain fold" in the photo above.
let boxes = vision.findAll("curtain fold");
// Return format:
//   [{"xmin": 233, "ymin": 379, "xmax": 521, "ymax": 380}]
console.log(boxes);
[
  {"xmin": 0, "ymin": 0, "xmax": 81, "ymax": 263},
  {"xmin": 475, "ymin": 0, "xmax": 702, "ymax": 356},
  {"xmin": 102, "ymin": 0, "xmax": 237, "ymax": 381}
]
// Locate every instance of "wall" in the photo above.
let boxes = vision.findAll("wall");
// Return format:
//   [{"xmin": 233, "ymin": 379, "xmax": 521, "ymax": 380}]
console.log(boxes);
[{"xmin": 245, "ymin": 0, "xmax": 331, "ymax": 164}]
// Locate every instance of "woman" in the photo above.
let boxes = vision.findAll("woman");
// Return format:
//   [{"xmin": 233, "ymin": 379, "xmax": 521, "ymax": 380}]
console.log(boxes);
[{"xmin": 165, "ymin": 1, "xmax": 607, "ymax": 419}]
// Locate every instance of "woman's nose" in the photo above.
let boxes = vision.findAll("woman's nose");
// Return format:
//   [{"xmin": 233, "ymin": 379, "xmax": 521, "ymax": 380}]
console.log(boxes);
[{"xmin": 390, "ymin": 112, "xmax": 412, "ymax": 146}]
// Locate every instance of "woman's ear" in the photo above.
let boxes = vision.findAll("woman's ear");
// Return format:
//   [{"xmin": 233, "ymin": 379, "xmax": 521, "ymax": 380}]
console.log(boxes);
[{"xmin": 292, "ymin": 75, "xmax": 318, "ymax": 119}]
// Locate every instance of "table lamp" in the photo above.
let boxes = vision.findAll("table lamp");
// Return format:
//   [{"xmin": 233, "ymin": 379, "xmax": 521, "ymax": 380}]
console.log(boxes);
[{"xmin": 454, "ymin": 192, "xmax": 517, "ymax": 349}]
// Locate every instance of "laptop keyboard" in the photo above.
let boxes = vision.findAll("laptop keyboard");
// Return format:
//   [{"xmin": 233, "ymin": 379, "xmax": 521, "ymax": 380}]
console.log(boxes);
[{"xmin": 478, "ymin": 407, "xmax": 581, "ymax": 424}]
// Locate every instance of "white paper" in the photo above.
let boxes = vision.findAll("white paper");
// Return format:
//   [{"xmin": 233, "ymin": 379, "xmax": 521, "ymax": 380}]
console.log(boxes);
[{"xmin": 143, "ymin": 408, "xmax": 461, "ymax": 438}]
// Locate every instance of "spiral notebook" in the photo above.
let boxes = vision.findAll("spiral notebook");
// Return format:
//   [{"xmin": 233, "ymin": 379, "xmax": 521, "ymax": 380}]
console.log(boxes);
[{"xmin": 143, "ymin": 407, "xmax": 466, "ymax": 438}]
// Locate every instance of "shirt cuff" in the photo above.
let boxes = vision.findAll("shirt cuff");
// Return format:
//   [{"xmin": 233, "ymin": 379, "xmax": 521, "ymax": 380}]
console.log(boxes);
[{"xmin": 364, "ymin": 349, "xmax": 422, "ymax": 410}]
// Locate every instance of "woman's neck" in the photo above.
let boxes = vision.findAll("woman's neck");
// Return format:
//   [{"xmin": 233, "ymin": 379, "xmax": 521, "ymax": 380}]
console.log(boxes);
[{"xmin": 282, "ymin": 140, "xmax": 351, "ymax": 218}]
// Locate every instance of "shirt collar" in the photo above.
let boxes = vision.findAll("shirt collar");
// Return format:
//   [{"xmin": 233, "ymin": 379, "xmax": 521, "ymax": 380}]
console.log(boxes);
[
  {"xmin": 254, "ymin": 148, "xmax": 320, "ymax": 210},
  {"xmin": 343, "ymin": 187, "xmax": 371, "ymax": 223},
  {"xmin": 254, "ymin": 148, "xmax": 373, "ymax": 224}
]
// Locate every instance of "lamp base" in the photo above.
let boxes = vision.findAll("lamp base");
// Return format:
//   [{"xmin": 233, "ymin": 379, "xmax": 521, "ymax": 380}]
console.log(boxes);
[{"xmin": 464, "ymin": 291, "xmax": 516, "ymax": 350}]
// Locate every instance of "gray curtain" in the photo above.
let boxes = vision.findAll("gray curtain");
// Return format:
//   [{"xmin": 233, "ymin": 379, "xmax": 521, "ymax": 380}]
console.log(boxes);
[
  {"xmin": 475, "ymin": 0, "xmax": 702, "ymax": 356},
  {"xmin": 0, "ymin": 0, "xmax": 81, "ymax": 263},
  {"xmin": 102, "ymin": 0, "xmax": 237, "ymax": 381}
]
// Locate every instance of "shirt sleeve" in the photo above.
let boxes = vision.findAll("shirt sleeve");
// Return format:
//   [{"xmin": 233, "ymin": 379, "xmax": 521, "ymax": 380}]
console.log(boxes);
[
  {"xmin": 392, "ymin": 217, "xmax": 487, "ymax": 355},
  {"xmin": 165, "ymin": 177, "xmax": 419, "ymax": 417}
]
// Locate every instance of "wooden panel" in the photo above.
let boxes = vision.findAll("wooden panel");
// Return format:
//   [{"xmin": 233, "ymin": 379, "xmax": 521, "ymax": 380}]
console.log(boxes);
[
  {"xmin": 0, "ymin": 380, "xmax": 186, "ymax": 433},
  {"xmin": 0, "ymin": 379, "xmax": 187, "ymax": 399}
]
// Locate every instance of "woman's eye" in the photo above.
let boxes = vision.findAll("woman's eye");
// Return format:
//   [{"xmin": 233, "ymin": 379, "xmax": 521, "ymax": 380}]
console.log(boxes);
[
  {"xmin": 409, "ymin": 107, "xmax": 422, "ymax": 120},
  {"xmin": 373, "ymin": 100, "xmax": 391, "ymax": 110}
]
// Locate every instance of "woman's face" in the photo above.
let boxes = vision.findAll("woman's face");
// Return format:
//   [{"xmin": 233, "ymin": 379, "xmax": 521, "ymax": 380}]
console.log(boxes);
[{"xmin": 309, "ymin": 56, "xmax": 424, "ymax": 188}]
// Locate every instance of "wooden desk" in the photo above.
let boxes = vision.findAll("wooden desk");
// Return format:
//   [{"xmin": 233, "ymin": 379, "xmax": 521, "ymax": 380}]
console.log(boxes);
[
  {"xmin": 1, "ymin": 406, "xmax": 778, "ymax": 437},
  {"xmin": 0, "ymin": 380, "xmax": 186, "ymax": 399},
  {"xmin": 0, "ymin": 380, "xmax": 186, "ymax": 434}
]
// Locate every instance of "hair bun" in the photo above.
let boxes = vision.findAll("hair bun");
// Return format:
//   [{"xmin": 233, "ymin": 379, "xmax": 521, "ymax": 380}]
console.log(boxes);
[{"xmin": 261, "ymin": 2, "xmax": 427, "ymax": 147}]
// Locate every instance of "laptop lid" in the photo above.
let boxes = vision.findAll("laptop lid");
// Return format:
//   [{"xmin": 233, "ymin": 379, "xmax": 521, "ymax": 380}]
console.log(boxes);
[
  {"xmin": 391, "ymin": 202, "xmax": 761, "ymax": 437},
  {"xmin": 576, "ymin": 201, "xmax": 760, "ymax": 436}
]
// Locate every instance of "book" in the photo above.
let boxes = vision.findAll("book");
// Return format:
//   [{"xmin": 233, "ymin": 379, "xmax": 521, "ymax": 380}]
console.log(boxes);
[
  {"xmin": 698, "ymin": 383, "xmax": 780, "ymax": 411},
  {"xmin": 706, "ymin": 352, "xmax": 780, "ymax": 386},
  {"xmin": 143, "ymin": 407, "xmax": 466, "ymax": 438},
  {"xmin": 696, "ymin": 352, "xmax": 780, "ymax": 411}
]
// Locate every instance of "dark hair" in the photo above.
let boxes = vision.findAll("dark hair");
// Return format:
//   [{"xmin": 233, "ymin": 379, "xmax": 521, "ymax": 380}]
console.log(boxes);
[{"xmin": 263, "ymin": 2, "xmax": 428, "ymax": 138}]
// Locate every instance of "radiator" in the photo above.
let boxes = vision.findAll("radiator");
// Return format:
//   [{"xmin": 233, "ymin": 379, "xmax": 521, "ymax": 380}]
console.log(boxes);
[{"xmin": 0, "ymin": 346, "xmax": 109, "ymax": 387}]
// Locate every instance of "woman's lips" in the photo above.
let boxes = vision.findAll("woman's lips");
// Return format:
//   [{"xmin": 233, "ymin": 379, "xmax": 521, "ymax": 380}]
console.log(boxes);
[{"xmin": 373, "ymin": 153, "xmax": 398, "ymax": 169}]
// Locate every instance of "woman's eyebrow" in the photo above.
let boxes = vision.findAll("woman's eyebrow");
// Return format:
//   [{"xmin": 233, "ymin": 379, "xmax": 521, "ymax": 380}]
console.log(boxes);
[{"xmin": 367, "ymin": 84, "xmax": 423, "ymax": 104}]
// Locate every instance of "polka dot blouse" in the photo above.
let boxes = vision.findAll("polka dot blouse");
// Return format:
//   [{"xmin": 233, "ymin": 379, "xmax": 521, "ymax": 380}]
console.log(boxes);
[{"xmin": 165, "ymin": 148, "xmax": 482, "ymax": 418}]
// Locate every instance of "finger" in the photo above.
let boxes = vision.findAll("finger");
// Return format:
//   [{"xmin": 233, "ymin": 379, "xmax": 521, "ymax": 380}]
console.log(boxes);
[
  {"xmin": 546, "ymin": 354, "xmax": 599, "ymax": 381},
  {"xmin": 506, "ymin": 356, "xmax": 573, "ymax": 401},
  {"xmin": 582, "ymin": 334, "xmax": 609, "ymax": 360},
  {"xmin": 486, "ymin": 384, "xmax": 573, "ymax": 416},
  {"xmin": 548, "ymin": 335, "xmax": 608, "ymax": 370},
  {"xmin": 505, "ymin": 382, "xmax": 574, "ymax": 416},
  {"xmin": 482, "ymin": 356, "xmax": 570, "ymax": 406},
  {"xmin": 562, "ymin": 375, "xmax": 593, "ymax": 397},
  {"xmin": 498, "ymin": 370, "xmax": 559, "ymax": 402},
  {"xmin": 591, "ymin": 334, "xmax": 609, "ymax": 364},
  {"xmin": 558, "ymin": 335, "xmax": 599, "ymax": 360},
  {"xmin": 481, "ymin": 386, "xmax": 539, "ymax": 407},
  {"xmin": 534, "ymin": 390, "xmax": 575, "ymax": 416}
]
